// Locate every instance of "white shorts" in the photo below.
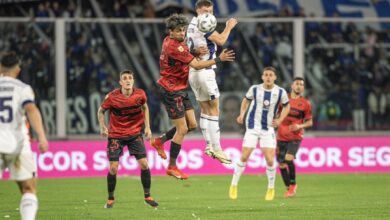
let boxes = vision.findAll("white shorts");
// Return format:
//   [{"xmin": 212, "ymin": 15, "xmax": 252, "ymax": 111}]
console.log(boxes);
[
  {"xmin": 242, "ymin": 129, "xmax": 276, "ymax": 149},
  {"xmin": 0, "ymin": 152, "xmax": 37, "ymax": 181},
  {"xmin": 189, "ymin": 69, "xmax": 220, "ymax": 102}
]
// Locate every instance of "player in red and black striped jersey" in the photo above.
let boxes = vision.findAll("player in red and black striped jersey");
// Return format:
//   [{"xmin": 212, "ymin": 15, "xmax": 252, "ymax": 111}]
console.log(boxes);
[
  {"xmin": 97, "ymin": 70, "xmax": 158, "ymax": 208},
  {"xmin": 276, "ymin": 77, "xmax": 313, "ymax": 198},
  {"xmin": 150, "ymin": 13, "xmax": 235, "ymax": 180}
]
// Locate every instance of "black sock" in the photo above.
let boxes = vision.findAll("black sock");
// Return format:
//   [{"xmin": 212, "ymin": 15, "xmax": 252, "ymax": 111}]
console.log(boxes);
[
  {"xmin": 287, "ymin": 161, "xmax": 296, "ymax": 185},
  {"xmin": 169, "ymin": 142, "xmax": 181, "ymax": 166},
  {"xmin": 160, "ymin": 127, "xmax": 176, "ymax": 143},
  {"xmin": 279, "ymin": 166, "xmax": 290, "ymax": 188},
  {"xmin": 141, "ymin": 169, "xmax": 151, "ymax": 198},
  {"xmin": 107, "ymin": 173, "xmax": 117, "ymax": 200}
]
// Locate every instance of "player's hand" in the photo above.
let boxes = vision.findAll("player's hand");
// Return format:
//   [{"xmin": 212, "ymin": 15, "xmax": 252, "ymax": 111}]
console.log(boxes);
[
  {"xmin": 289, "ymin": 124, "xmax": 301, "ymax": 131},
  {"xmin": 38, "ymin": 137, "xmax": 49, "ymax": 153},
  {"xmin": 219, "ymin": 49, "xmax": 235, "ymax": 62},
  {"xmin": 236, "ymin": 115, "xmax": 244, "ymax": 124},
  {"xmin": 144, "ymin": 127, "xmax": 152, "ymax": 140},
  {"xmin": 226, "ymin": 18, "xmax": 238, "ymax": 30},
  {"xmin": 272, "ymin": 119, "xmax": 281, "ymax": 128},
  {"xmin": 195, "ymin": 46, "xmax": 208, "ymax": 57},
  {"xmin": 100, "ymin": 126, "xmax": 108, "ymax": 137}
]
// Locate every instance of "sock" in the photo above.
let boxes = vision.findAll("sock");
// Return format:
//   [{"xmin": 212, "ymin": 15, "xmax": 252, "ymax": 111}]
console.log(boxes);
[
  {"xmin": 141, "ymin": 169, "xmax": 151, "ymax": 198},
  {"xmin": 200, "ymin": 113, "xmax": 211, "ymax": 146},
  {"xmin": 208, "ymin": 115, "xmax": 221, "ymax": 151},
  {"xmin": 287, "ymin": 161, "xmax": 296, "ymax": 185},
  {"xmin": 266, "ymin": 164, "xmax": 276, "ymax": 189},
  {"xmin": 231, "ymin": 160, "xmax": 246, "ymax": 186},
  {"xmin": 20, "ymin": 193, "xmax": 38, "ymax": 220},
  {"xmin": 107, "ymin": 173, "xmax": 117, "ymax": 200},
  {"xmin": 169, "ymin": 142, "xmax": 181, "ymax": 166},
  {"xmin": 160, "ymin": 127, "xmax": 176, "ymax": 143},
  {"xmin": 279, "ymin": 166, "xmax": 290, "ymax": 188}
]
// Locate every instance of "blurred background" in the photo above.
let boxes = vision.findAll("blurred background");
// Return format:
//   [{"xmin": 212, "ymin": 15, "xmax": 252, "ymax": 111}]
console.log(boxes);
[{"xmin": 0, "ymin": 0, "xmax": 389, "ymax": 138}]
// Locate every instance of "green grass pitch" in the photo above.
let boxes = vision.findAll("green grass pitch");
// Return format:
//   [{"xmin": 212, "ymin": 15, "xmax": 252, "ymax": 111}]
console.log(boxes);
[{"xmin": 1, "ymin": 173, "xmax": 389, "ymax": 220}]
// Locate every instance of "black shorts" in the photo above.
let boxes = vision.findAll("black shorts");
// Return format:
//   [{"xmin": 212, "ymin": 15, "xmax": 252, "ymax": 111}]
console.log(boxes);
[
  {"xmin": 107, "ymin": 135, "xmax": 146, "ymax": 161},
  {"xmin": 276, "ymin": 140, "xmax": 302, "ymax": 163},
  {"xmin": 158, "ymin": 84, "xmax": 193, "ymax": 119}
]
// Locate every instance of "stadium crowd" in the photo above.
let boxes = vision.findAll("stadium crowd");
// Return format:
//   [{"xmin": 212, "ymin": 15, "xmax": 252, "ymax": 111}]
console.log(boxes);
[{"xmin": 0, "ymin": 0, "xmax": 389, "ymax": 133}]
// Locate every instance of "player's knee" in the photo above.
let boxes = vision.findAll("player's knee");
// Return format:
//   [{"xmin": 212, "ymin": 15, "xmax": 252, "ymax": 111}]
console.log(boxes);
[
  {"xmin": 21, "ymin": 182, "xmax": 36, "ymax": 194},
  {"xmin": 177, "ymin": 126, "xmax": 188, "ymax": 135},
  {"xmin": 109, "ymin": 167, "xmax": 118, "ymax": 175},
  {"xmin": 279, "ymin": 163, "xmax": 287, "ymax": 169},
  {"xmin": 285, "ymin": 154, "xmax": 294, "ymax": 161},
  {"xmin": 265, "ymin": 158, "xmax": 274, "ymax": 167}
]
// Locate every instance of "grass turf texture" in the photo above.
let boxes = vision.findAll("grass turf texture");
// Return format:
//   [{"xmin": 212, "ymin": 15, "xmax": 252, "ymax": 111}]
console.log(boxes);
[{"xmin": 1, "ymin": 174, "xmax": 389, "ymax": 220}]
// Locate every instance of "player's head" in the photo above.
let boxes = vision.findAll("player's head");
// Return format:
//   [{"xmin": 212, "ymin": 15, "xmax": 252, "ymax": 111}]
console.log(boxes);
[
  {"xmin": 195, "ymin": 0, "xmax": 213, "ymax": 15},
  {"xmin": 0, "ymin": 51, "xmax": 21, "ymax": 77},
  {"xmin": 166, "ymin": 13, "xmax": 189, "ymax": 42},
  {"xmin": 291, "ymin": 77, "xmax": 305, "ymax": 95},
  {"xmin": 119, "ymin": 69, "xmax": 134, "ymax": 90},
  {"xmin": 261, "ymin": 66, "xmax": 277, "ymax": 87}
]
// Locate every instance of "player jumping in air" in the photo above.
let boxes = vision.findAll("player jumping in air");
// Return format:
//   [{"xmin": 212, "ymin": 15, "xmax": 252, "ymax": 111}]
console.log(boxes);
[
  {"xmin": 151, "ymin": 13, "xmax": 235, "ymax": 180},
  {"xmin": 187, "ymin": 0, "xmax": 238, "ymax": 164}
]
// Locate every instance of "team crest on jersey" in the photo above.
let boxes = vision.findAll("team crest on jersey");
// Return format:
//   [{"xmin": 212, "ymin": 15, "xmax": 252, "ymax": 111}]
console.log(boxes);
[
  {"xmin": 177, "ymin": 46, "xmax": 184, "ymax": 52},
  {"xmin": 263, "ymin": 100, "xmax": 270, "ymax": 110}
]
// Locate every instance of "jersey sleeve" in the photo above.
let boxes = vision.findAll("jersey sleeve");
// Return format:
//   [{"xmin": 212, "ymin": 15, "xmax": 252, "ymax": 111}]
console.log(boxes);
[
  {"xmin": 169, "ymin": 43, "xmax": 194, "ymax": 64},
  {"xmin": 281, "ymin": 89, "xmax": 289, "ymax": 106},
  {"xmin": 140, "ymin": 89, "xmax": 147, "ymax": 104},
  {"xmin": 245, "ymin": 85, "xmax": 256, "ymax": 100},
  {"xmin": 101, "ymin": 93, "xmax": 112, "ymax": 110},
  {"xmin": 304, "ymin": 100, "xmax": 313, "ymax": 120},
  {"xmin": 21, "ymin": 85, "xmax": 35, "ymax": 107}
]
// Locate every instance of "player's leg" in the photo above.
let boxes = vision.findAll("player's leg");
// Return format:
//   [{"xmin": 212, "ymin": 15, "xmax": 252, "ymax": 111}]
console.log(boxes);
[
  {"xmin": 189, "ymin": 71, "xmax": 212, "ymax": 151},
  {"xmin": 8, "ymin": 153, "xmax": 38, "ymax": 220},
  {"xmin": 198, "ymin": 101, "xmax": 212, "ymax": 156},
  {"xmin": 277, "ymin": 141, "xmax": 290, "ymax": 189},
  {"xmin": 105, "ymin": 138, "xmax": 122, "ymax": 208},
  {"xmin": 230, "ymin": 131, "xmax": 257, "ymax": 199},
  {"xmin": 260, "ymin": 131, "xmax": 277, "ymax": 201},
  {"xmin": 17, "ymin": 179, "xmax": 38, "ymax": 220},
  {"xmin": 150, "ymin": 127, "xmax": 176, "ymax": 159},
  {"xmin": 136, "ymin": 157, "xmax": 159, "ymax": 208},
  {"xmin": 285, "ymin": 140, "xmax": 301, "ymax": 197}
]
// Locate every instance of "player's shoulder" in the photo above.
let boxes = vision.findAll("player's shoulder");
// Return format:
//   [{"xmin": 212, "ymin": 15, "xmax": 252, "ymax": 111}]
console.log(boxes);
[
  {"xmin": 0, "ymin": 76, "xmax": 30, "ymax": 88},
  {"xmin": 134, "ymin": 88, "xmax": 146, "ymax": 95},
  {"xmin": 106, "ymin": 88, "xmax": 120, "ymax": 98}
]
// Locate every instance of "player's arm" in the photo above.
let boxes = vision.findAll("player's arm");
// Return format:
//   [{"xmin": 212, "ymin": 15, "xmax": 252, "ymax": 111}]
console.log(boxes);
[
  {"xmin": 208, "ymin": 18, "xmax": 238, "ymax": 46},
  {"xmin": 236, "ymin": 97, "xmax": 251, "ymax": 124},
  {"xmin": 97, "ymin": 107, "xmax": 108, "ymax": 137},
  {"xmin": 272, "ymin": 103, "xmax": 290, "ymax": 128},
  {"xmin": 24, "ymin": 103, "xmax": 48, "ymax": 153},
  {"xmin": 189, "ymin": 48, "xmax": 235, "ymax": 70},
  {"xmin": 141, "ymin": 103, "xmax": 152, "ymax": 140}
]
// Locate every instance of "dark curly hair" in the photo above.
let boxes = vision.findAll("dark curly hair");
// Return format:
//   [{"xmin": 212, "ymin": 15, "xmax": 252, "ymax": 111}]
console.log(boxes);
[
  {"xmin": 165, "ymin": 13, "xmax": 189, "ymax": 30},
  {"xmin": 0, "ymin": 51, "xmax": 20, "ymax": 69}
]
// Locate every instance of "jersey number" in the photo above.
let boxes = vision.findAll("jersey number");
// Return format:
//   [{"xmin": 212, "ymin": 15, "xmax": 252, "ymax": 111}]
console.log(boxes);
[{"xmin": 0, "ymin": 97, "xmax": 13, "ymax": 123}]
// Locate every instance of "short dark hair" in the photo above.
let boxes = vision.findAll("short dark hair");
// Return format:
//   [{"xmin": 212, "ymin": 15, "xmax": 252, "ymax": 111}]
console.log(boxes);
[
  {"xmin": 293, "ymin": 77, "xmax": 305, "ymax": 82},
  {"xmin": 165, "ymin": 13, "xmax": 189, "ymax": 30},
  {"xmin": 263, "ymin": 66, "xmax": 277, "ymax": 75},
  {"xmin": 120, "ymin": 69, "xmax": 134, "ymax": 78},
  {"xmin": 1, "ymin": 52, "xmax": 20, "ymax": 68},
  {"xmin": 195, "ymin": 0, "xmax": 213, "ymax": 9}
]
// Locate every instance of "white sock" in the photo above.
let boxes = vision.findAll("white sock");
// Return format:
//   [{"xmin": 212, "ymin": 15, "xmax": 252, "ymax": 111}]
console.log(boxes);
[
  {"xmin": 231, "ymin": 160, "xmax": 246, "ymax": 186},
  {"xmin": 200, "ymin": 113, "xmax": 211, "ymax": 146},
  {"xmin": 20, "ymin": 193, "xmax": 38, "ymax": 220},
  {"xmin": 266, "ymin": 164, "xmax": 276, "ymax": 189},
  {"xmin": 208, "ymin": 115, "xmax": 221, "ymax": 151}
]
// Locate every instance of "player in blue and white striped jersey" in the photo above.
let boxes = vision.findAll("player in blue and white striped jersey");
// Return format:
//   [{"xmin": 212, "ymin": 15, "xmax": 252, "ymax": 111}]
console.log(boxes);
[{"xmin": 229, "ymin": 66, "xmax": 290, "ymax": 201}]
